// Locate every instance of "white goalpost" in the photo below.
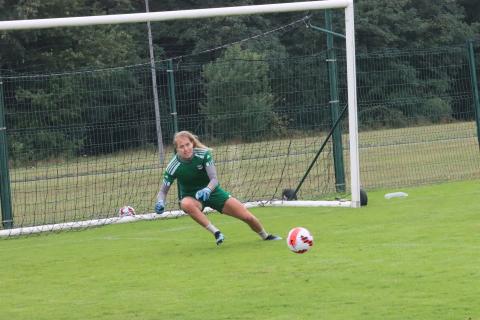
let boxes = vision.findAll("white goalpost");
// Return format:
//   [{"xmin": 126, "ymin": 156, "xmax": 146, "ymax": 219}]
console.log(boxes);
[{"xmin": 0, "ymin": 0, "xmax": 360, "ymax": 237}]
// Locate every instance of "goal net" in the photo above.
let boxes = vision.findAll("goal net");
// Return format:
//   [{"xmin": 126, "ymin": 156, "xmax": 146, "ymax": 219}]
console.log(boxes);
[{"xmin": 0, "ymin": 1, "xmax": 361, "ymax": 237}]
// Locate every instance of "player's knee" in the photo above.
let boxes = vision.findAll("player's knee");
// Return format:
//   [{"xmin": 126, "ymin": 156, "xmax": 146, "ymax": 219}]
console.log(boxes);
[{"xmin": 180, "ymin": 197, "xmax": 199, "ymax": 212}]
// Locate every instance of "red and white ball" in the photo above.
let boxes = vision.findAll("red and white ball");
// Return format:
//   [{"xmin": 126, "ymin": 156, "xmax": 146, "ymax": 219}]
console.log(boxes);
[
  {"xmin": 118, "ymin": 205, "xmax": 135, "ymax": 217},
  {"xmin": 287, "ymin": 227, "xmax": 314, "ymax": 254}
]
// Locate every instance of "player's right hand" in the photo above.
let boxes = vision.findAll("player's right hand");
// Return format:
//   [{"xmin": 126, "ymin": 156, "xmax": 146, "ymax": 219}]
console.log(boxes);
[{"xmin": 155, "ymin": 200, "xmax": 165, "ymax": 214}]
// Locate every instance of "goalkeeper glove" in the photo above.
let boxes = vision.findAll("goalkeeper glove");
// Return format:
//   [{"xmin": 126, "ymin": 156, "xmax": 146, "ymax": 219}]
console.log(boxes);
[
  {"xmin": 155, "ymin": 200, "xmax": 165, "ymax": 214},
  {"xmin": 195, "ymin": 187, "xmax": 212, "ymax": 201}
]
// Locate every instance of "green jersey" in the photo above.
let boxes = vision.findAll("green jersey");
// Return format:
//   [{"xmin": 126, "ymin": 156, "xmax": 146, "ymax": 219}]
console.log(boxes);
[{"xmin": 163, "ymin": 148, "xmax": 216, "ymax": 198}]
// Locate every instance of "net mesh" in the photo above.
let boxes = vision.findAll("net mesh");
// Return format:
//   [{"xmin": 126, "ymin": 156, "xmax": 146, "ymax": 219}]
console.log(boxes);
[{"xmin": 1, "ymin": 29, "xmax": 480, "ymax": 234}]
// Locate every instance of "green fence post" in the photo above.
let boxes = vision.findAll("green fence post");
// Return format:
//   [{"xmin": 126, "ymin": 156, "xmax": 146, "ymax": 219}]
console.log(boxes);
[
  {"xmin": 467, "ymin": 40, "xmax": 480, "ymax": 149},
  {"xmin": 0, "ymin": 77, "xmax": 14, "ymax": 229},
  {"xmin": 325, "ymin": 10, "xmax": 346, "ymax": 192},
  {"xmin": 167, "ymin": 59, "xmax": 179, "ymax": 134}
]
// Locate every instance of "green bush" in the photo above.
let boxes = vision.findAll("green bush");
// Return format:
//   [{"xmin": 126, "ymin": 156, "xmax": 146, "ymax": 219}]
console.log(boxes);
[
  {"xmin": 421, "ymin": 97, "xmax": 452, "ymax": 123},
  {"xmin": 359, "ymin": 105, "xmax": 409, "ymax": 129},
  {"xmin": 201, "ymin": 45, "xmax": 278, "ymax": 141}
]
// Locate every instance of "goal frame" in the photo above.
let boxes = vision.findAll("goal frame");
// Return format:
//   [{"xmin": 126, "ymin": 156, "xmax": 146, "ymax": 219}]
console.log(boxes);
[{"xmin": 0, "ymin": 0, "xmax": 361, "ymax": 236}]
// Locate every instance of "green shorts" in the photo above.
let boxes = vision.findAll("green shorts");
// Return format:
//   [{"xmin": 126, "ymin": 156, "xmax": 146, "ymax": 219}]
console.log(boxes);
[{"xmin": 181, "ymin": 187, "xmax": 231, "ymax": 213}]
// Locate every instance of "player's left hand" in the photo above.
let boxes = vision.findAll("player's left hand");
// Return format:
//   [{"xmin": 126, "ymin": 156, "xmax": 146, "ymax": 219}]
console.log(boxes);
[{"xmin": 195, "ymin": 187, "xmax": 212, "ymax": 201}]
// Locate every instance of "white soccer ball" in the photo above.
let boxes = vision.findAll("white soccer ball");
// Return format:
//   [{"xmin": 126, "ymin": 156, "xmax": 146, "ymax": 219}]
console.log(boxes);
[
  {"xmin": 118, "ymin": 205, "xmax": 135, "ymax": 217},
  {"xmin": 287, "ymin": 227, "xmax": 314, "ymax": 254}
]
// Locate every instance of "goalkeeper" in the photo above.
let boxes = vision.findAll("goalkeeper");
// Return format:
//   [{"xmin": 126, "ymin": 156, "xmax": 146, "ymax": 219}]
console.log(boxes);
[{"xmin": 155, "ymin": 131, "xmax": 281, "ymax": 245}]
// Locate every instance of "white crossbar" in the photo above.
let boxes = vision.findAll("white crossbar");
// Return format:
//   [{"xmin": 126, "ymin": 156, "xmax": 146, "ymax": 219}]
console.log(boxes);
[{"xmin": 0, "ymin": 1, "xmax": 350, "ymax": 31}]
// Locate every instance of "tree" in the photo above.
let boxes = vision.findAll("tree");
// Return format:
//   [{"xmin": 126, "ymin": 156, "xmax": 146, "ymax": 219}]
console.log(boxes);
[
  {"xmin": 0, "ymin": 0, "xmax": 144, "ymax": 73},
  {"xmin": 201, "ymin": 44, "xmax": 277, "ymax": 141},
  {"xmin": 355, "ymin": 0, "xmax": 476, "ymax": 51},
  {"xmin": 1, "ymin": 0, "xmax": 153, "ymax": 162},
  {"xmin": 453, "ymin": 0, "xmax": 480, "ymax": 28}
]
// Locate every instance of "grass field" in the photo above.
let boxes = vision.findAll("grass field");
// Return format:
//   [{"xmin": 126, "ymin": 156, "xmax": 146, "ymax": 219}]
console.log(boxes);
[{"xmin": 1, "ymin": 179, "xmax": 479, "ymax": 320}]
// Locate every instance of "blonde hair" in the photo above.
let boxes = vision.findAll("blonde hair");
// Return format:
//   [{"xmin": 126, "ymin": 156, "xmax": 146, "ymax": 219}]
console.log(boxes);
[{"xmin": 173, "ymin": 131, "xmax": 209, "ymax": 150}]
